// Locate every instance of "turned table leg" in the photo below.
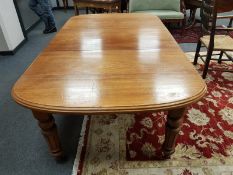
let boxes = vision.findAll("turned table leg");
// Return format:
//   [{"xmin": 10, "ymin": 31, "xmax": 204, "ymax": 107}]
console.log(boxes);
[
  {"xmin": 162, "ymin": 107, "xmax": 186, "ymax": 159},
  {"xmin": 32, "ymin": 110, "xmax": 64, "ymax": 160}
]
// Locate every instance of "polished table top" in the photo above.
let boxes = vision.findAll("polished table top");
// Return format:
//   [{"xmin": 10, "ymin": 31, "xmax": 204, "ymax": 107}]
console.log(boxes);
[{"xmin": 12, "ymin": 14, "xmax": 206, "ymax": 114}]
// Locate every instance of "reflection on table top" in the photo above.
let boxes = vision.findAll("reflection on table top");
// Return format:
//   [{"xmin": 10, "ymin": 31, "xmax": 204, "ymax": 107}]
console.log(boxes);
[{"xmin": 12, "ymin": 14, "xmax": 206, "ymax": 113}]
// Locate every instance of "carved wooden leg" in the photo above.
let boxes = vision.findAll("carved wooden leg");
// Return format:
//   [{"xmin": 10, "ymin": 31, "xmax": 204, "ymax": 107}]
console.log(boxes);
[
  {"xmin": 32, "ymin": 110, "xmax": 64, "ymax": 160},
  {"xmin": 162, "ymin": 107, "xmax": 186, "ymax": 159}
]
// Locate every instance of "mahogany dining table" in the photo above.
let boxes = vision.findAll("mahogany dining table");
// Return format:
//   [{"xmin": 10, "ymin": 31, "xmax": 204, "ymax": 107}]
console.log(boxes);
[{"xmin": 12, "ymin": 14, "xmax": 206, "ymax": 160}]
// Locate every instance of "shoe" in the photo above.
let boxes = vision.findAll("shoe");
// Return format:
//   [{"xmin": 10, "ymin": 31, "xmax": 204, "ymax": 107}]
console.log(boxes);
[{"xmin": 43, "ymin": 27, "xmax": 57, "ymax": 34}]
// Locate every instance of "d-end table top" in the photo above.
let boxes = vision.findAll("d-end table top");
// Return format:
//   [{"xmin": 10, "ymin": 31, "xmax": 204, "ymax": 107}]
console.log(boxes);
[{"xmin": 12, "ymin": 14, "xmax": 206, "ymax": 114}]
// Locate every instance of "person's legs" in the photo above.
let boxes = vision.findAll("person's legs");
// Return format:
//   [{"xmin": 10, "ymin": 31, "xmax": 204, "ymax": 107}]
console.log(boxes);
[
  {"xmin": 29, "ymin": 0, "xmax": 56, "ymax": 33},
  {"xmin": 38, "ymin": 0, "xmax": 56, "ymax": 29},
  {"xmin": 28, "ymin": 0, "xmax": 49, "ymax": 29}
]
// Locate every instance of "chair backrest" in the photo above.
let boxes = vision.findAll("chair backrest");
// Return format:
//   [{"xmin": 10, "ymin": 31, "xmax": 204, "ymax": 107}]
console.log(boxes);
[
  {"xmin": 129, "ymin": 0, "xmax": 181, "ymax": 12},
  {"xmin": 200, "ymin": 0, "xmax": 218, "ymax": 48},
  {"xmin": 201, "ymin": 0, "xmax": 217, "ymax": 34}
]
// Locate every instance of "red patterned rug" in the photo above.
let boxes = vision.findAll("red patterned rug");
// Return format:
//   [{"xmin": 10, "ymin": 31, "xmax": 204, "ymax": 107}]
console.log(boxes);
[
  {"xmin": 72, "ymin": 52, "xmax": 233, "ymax": 175},
  {"xmin": 170, "ymin": 26, "xmax": 233, "ymax": 43}
]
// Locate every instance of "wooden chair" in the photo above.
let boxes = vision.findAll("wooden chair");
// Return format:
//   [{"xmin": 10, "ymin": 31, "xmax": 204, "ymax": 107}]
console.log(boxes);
[
  {"xmin": 73, "ymin": 0, "xmax": 121, "ymax": 15},
  {"xmin": 193, "ymin": 0, "xmax": 233, "ymax": 79},
  {"xmin": 128, "ymin": 0, "xmax": 186, "ymax": 28}
]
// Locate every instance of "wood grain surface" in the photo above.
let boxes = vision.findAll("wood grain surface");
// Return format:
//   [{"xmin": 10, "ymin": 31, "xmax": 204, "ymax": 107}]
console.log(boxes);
[{"xmin": 12, "ymin": 14, "xmax": 206, "ymax": 114}]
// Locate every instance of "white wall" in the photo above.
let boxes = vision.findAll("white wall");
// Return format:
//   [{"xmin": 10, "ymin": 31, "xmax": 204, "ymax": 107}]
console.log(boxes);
[
  {"xmin": 0, "ymin": 27, "xmax": 8, "ymax": 51},
  {"xmin": 0, "ymin": 0, "xmax": 24, "ymax": 51}
]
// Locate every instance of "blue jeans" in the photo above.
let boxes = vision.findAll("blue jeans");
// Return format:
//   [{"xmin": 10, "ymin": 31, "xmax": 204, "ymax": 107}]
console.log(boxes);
[{"xmin": 29, "ymin": 0, "xmax": 56, "ymax": 29}]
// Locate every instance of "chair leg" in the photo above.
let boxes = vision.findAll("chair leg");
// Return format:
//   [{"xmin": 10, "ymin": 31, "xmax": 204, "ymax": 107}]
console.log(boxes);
[
  {"xmin": 117, "ymin": 4, "xmax": 121, "ymax": 13},
  {"xmin": 86, "ymin": 7, "xmax": 89, "ymax": 14},
  {"xmin": 228, "ymin": 18, "xmax": 233, "ymax": 27},
  {"xmin": 194, "ymin": 40, "xmax": 202, "ymax": 65},
  {"xmin": 202, "ymin": 49, "xmax": 213, "ymax": 79},
  {"xmin": 179, "ymin": 21, "xmax": 185, "ymax": 36},
  {"xmin": 109, "ymin": 7, "xmax": 112, "ymax": 13},
  {"xmin": 74, "ymin": 5, "xmax": 79, "ymax": 15},
  {"xmin": 218, "ymin": 51, "xmax": 224, "ymax": 64},
  {"xmin": 181, "ymin": 18, "xmax": 186, "ymax": 35}
]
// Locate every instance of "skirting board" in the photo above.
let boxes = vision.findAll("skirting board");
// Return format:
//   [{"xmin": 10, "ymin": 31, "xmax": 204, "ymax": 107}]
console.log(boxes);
[{"xmin": 0, "ymin": 38, "xmax": 27, "ymax": 56}]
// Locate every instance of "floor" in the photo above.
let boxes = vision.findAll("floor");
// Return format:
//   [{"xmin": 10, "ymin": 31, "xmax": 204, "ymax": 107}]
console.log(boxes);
[
  {"xmin": 0, "ymin": 9, "xmax": 231, "ymax": 175},
  {"xmin": 0, "ymin": 9, "xmax": 83, "ymax": 175}
]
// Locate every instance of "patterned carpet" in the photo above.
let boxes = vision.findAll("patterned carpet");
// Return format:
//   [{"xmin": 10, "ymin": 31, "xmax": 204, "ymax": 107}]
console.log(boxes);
[
  {"xmin": 170, "ymin": 26, "xmax": 233, "ymax": 43},
  {"xmin": 72, "ymin": 52, "xmax": 233, "ymax": 175}
]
